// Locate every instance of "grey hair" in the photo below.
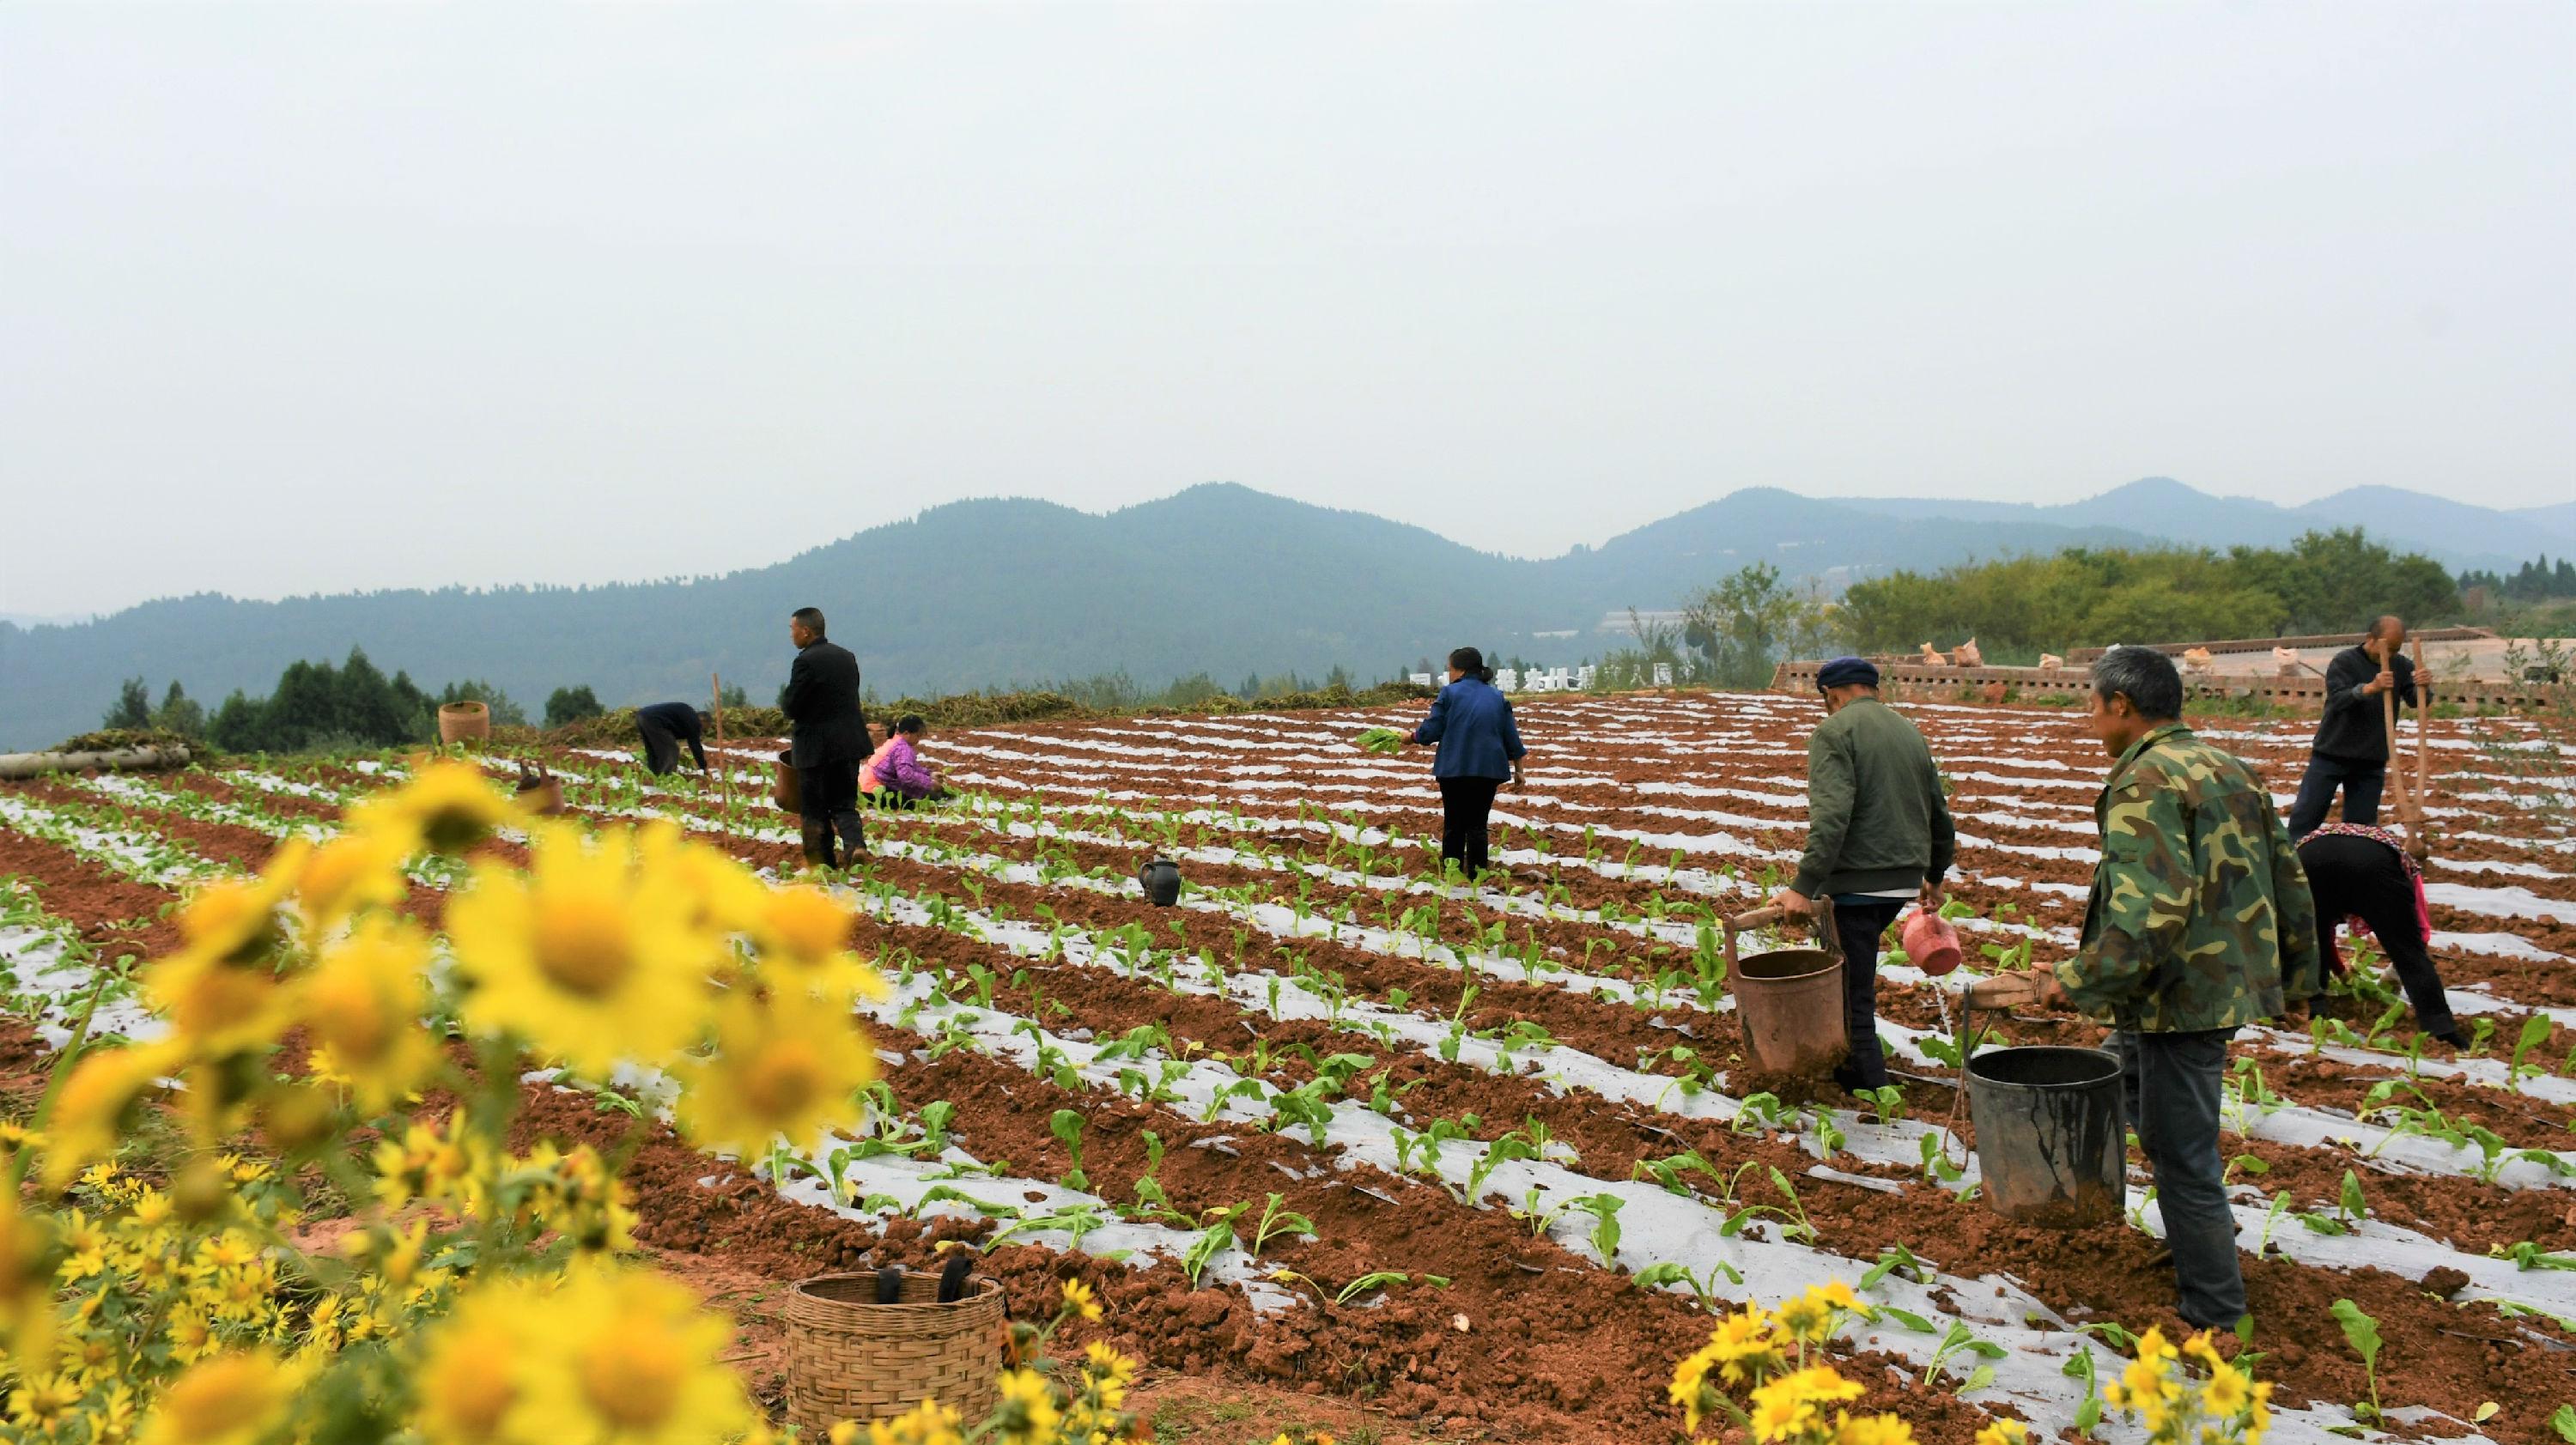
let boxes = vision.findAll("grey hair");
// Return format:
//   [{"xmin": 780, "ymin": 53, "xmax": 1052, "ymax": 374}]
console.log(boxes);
[{"xmin": 2089, "ymin": 647, "xmax": 2183, "ymax": 721}]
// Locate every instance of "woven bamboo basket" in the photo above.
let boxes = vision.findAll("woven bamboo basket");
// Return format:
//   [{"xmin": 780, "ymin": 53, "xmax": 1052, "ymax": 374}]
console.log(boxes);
[
  {"xmin": 784, "ymin": 1272, "xmax": 1005, "ymax": 1432},
  {"xmin": 436, "ymin": 701, "xmax": 490, "ymax": 744}
]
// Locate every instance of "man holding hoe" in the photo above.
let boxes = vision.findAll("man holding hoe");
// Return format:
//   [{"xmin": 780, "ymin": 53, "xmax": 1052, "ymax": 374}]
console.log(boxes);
[
  {"xmin": 1991, "ymin": 647, "xmax": 2319, "ymax": 1331},
  {"xmin": 2286, "ymin": 615, "xmax": 2420, "ymax": 836}
]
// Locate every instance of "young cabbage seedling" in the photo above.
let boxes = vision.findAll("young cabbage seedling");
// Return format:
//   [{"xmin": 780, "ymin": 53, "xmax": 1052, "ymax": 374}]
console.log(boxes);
[{"xmin": 2330, "ymin": 1298, "xmax": 2384, "ymax": 1424}]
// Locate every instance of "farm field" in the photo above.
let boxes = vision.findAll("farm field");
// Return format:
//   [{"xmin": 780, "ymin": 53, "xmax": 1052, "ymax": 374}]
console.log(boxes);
[{"xmin": 7, "ymin": 690, "xmax": 2576, "ymax": 1442}]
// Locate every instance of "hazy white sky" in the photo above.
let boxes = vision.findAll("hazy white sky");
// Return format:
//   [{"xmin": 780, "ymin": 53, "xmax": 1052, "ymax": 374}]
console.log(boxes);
[{"xmin": 4, "ymin": 3, "xmax": 2569, "ymax": 617}]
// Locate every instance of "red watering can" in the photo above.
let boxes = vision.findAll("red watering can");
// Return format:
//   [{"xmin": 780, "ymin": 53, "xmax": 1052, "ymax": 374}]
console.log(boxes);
[{"xmin": 1901, "ymin": 910, "xmax": 1963, "ymax": 976}]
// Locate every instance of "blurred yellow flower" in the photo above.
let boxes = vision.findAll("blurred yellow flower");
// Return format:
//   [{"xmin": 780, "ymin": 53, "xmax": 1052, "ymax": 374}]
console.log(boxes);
[
  {"xmin": 298, "ymin": 918, "xmax": 440, "ymax": 1114},
  {"xmin": 170, "ymin": 848, "xmax": 310, "ymax": 970},
  {"xmin": 448, "ymin": 825, "xmax": 717, "ymax": 1076},
  {"xmin": 143, "ymin": 951, "xmax": 295, "ymax": 1059},
  {"xmin": 41, "ymin": 1041, "xmax": 184, "ymax": 1191},
  {"xmin": 135, "ymin": 1350, "xmax": 296, "ymax": 1445},
  {"xmin": 676, "ymin": 992, "xmax": 874, "ymax": 1157},
  {"xmin": 349, "ymin": 761, "xmax": 519, "ymax": 854},
  {"xmin": 517, "ymin": 1264, "xmax": 754, "ymax": 1445},
  {"xmin": 296, "ymin": 828, "xmax": 415, "ymax": 929},
  {"xmin": 416, "ymin": 1284, "xmax": 542, "ymax": 1445}
]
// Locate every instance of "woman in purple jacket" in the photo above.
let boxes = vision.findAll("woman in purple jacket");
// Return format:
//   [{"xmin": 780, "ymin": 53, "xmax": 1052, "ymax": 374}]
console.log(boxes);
[
  {"xmin": 1398, "ymin": 647, "xmax": 1527, "ymax": 880},
  {"xmin": 861, "ymin": 714, "xmax": 951, "ymax": 809}
]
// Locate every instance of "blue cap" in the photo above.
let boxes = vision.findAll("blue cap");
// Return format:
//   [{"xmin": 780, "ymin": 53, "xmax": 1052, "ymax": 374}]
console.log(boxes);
[{"xmin": 1816, "ymin": 656, "xmax": 1879, "ymax": 690}]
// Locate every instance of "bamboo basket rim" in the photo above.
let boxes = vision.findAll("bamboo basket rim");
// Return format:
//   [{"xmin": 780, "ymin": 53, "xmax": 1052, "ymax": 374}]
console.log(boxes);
[
  {"xmin": 790, "ymin": 1270, "xmax": 1005, "ymax": 1315},
  {"xmin": 438, "ymin": 701, "xmax": 490, "ymax": 714}
]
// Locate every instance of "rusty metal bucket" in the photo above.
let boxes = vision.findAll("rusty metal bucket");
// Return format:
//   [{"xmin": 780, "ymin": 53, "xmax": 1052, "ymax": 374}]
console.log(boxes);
[{"xmin": 1722, "ymin": 907, "xmax": 1848, "ymax": 1075}]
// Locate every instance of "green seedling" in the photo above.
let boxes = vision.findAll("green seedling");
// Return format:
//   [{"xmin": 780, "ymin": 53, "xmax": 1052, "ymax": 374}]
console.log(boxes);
[
  {"xmin": 2330, "ymin": 1298, "xmax": 2383, "ymax": 1424},
  {"xmin": 1048, "ymin": 1108, "xmax": 1089, "ymax": 1193}
]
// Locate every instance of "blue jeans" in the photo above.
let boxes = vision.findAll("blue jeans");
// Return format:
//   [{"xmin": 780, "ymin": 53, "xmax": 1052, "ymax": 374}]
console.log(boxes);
[
  {"xmin": 2287, "ymin": 755, "xmax": 2383, "ymax": 836},
  {"xmin": 2108, "ymin": 1028, "xmax": 2245, "ymax": 1328}
]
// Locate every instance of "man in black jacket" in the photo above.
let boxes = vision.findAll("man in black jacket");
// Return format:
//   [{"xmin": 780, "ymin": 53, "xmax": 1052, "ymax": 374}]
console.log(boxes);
[
  {"xmin": 634, "ymin": 702, "xmax": 709, "ymax": 776},
  {"xmin": 2286, "ymin": 616, "xmax": 2419, "ymax": 836},
  {"xmin": 782, "ymin": 607, "xmax": 869, "ymax": 868}
]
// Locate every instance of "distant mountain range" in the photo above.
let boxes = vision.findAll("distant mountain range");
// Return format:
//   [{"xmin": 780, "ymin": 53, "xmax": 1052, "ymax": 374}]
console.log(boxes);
[{"xmin": 3, "ymin": 478, "xmax": 2568, "ymax": 749}]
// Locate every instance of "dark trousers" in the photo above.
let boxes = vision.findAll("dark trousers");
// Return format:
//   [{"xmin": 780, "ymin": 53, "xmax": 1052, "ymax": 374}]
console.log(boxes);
[
  {"xmin": 1828, "ymin": 897, "xmax": 1906, "ymax": 1090},
  {"xmin": 637, "ymin": 715, "xmax": 702, "ymax": 775},
  {"xmin": 2107, "ymin": 1028, "xmax": 2245, "ymax": 1328},
  {"xmin": 2286, "ymin": 755, "xmax": 2384, "ymax": 836},
  {"xmin": 797, "ymin": 759, "xmax": 866, "ymax": 866},
  {"xmin": 1437, "ymin": 776, "xmax": 1503, "ymax": 877},
  {"xmin": 2306, "ymin": 834, "xmax": 2457, "ymax": 1038}
]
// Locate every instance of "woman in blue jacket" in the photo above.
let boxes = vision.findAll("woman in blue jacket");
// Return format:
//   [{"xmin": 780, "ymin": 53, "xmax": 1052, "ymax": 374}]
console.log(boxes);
[{"xmin": 1399, "ymin": 647, "xmax": 1527, "ymax": 879}]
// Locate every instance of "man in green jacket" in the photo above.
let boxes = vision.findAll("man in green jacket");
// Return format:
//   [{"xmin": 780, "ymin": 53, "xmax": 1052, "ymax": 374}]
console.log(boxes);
[
  {"xmin": 2028, "ymin": 647, "xmax": 2320, "ymax": 1329},
  {"xmin": 1772, "ymin": 657, "xmax": 1956, "ymax": 1095}
]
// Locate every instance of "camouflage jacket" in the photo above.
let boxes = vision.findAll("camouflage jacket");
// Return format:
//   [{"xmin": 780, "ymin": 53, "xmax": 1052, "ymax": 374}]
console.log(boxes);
[{"xmin": 2054, "ymin": 723, "xmax": 2322, "ymax": 1033}]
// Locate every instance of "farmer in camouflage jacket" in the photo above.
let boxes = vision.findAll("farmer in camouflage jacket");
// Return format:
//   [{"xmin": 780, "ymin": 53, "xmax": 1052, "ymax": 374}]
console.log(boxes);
[{"xmin": 2032, "ymin": 646, "xmax": 2320, "ymax": 1330}]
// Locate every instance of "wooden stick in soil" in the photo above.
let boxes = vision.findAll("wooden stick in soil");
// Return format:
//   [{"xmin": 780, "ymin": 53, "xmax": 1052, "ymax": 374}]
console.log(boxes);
[
  {"xmin": 710, "ymin": 671, "xmax": 732, "ymax": 820},
  {"xmin": 2413, "ymin": 634, "xmax": 2433, "ymax": 858}
]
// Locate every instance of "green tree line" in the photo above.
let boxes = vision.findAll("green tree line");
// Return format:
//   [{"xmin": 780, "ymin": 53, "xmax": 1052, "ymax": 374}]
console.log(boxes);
[
  {"xmin": 105, "ymin": 650, "xmax": 531, "ymax": 754},
  {"xmin": 1832, "ymin": 529, "xmax": 2459, "ymax": 662}
]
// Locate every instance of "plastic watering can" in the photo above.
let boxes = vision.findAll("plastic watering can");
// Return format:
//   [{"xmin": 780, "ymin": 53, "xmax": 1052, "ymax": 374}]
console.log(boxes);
[{"xmin": 1901, "ymin": 910, "xmax": 1963, "ymax": 976}]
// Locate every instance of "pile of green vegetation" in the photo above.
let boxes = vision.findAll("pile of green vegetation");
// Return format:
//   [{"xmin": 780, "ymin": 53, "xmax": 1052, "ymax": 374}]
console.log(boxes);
[{"xmin": 44, "ymin": 727, "xmax": 209, "ymax": 757}]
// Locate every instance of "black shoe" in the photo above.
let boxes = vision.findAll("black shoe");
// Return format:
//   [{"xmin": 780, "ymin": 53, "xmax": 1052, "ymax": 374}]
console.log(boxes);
[{"xmin": 2430, "ymin": 1029, "xmax": 2469, "ymax": 1048}]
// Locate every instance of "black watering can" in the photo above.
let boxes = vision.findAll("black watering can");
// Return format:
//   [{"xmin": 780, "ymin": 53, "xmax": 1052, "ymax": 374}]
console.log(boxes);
[{"xmin": 1138, "ymin": 858, "xmax": 1183, "ymax": 907}]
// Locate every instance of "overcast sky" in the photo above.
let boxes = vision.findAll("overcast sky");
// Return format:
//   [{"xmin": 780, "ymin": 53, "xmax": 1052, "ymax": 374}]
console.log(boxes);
[{"xmin": 3, "ymin": 3, "xmax": 2569, "ymax": 619}]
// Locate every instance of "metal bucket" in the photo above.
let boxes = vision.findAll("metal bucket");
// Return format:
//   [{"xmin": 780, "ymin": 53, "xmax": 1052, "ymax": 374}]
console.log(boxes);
[
  {"xmin": 1966, "ymin": 1046, "xmax": 2125, "ymax": 1228},
  {"xmin": 1730, "ymin": 947, "xmax": 1847, "ymax": 1075},
  {"xmin": 774, "ymin": 750, "xmax": 801, "ymax": 813}
]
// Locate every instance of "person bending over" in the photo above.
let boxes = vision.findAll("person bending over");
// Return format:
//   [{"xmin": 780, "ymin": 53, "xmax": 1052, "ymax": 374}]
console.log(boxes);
[
  {"xmin": 634, "ymin": 702, "xmax": 710, "ymax": 776},
  {"xmin": 2295, "ymin": 823, "xmax": 2464, "ymax": 1047}
]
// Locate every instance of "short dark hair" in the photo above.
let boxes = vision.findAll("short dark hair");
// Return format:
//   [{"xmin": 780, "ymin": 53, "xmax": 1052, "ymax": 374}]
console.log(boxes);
[
  {"xmin": 892, "ymin": 713, "xmax": 927, "ymax": 736},
  {"xmin": 2090, "ymin": 647, "xmax": 2182, "ymax": 721},
  {"xmin": 2371, "ymin": 614, "xmax": 2405, "ymax": 641},
  {"xmin": 792, "ymin": 606, "xmax": 827, "ymax": 637}
]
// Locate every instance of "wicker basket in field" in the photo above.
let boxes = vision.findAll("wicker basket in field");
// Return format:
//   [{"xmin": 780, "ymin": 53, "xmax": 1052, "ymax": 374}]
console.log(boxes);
[{"xmin": 783, "ymin": 1271, "xmax": 1005, "ymax": 1432}]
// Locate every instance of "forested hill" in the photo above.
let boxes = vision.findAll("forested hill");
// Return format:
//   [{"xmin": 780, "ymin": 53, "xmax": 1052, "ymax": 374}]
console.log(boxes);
[{"xmin": 3, "ymin": 479, "xmax": 2567, "ymax": 748}]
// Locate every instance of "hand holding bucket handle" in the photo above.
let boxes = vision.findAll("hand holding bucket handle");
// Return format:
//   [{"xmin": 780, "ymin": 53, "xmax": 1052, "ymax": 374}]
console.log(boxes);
[
  {"xmin": 1719, "ymin": 904, "xmax": 1838, "ymax": 974},
  {"xmin": 1963, "ymin": 970, "xmax": 2050, "ymax": 1011}
]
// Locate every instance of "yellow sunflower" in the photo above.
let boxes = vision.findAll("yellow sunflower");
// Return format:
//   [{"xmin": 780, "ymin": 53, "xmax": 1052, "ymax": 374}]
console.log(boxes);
[
  {"xmin": 514, "ymin": 1263, "xmax": 754, "ymax": 1445},
  {"xmin": 135, "ymin": 1350, "xmax": 299, "ymax": 1445},
  {"xmin": 447, "ymin": 824, "xmax": 720, "ymax": 1076},
  {"xmin": 168, "ymin": 845, "xmax": 312, "ymax": 971},
  {"xmin": 296, "ymin": 917, "xmax": 440, "ymax": 1113},
  {"xmin": 676, "ymin": 993, "xmax": 875, "ymax": 1156},
  {"xmin": 296, "ymin": 828, "xmax": 416, "ymax": 929},
  {"xmin": 635, "ymin": 823, "xmax": 770, "ymax": 934},
  {"xmin": 415, "ymin": 1282, "xmax": 544, "ymax": 1445},
  {"xmin": 0, "ymin": 1189, "xmax": 58, "ymax": 1360},
  {"xmin": 41, "ymin": 1041, "xmax": 185, "ymax": 1190},
  {"xmin": 349, "ymin": 762, "xmax": 521, "ymax": 854},
  {"xmin": 143, "ymin": 951, "xmax": 295, "ymax": 1060}
]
